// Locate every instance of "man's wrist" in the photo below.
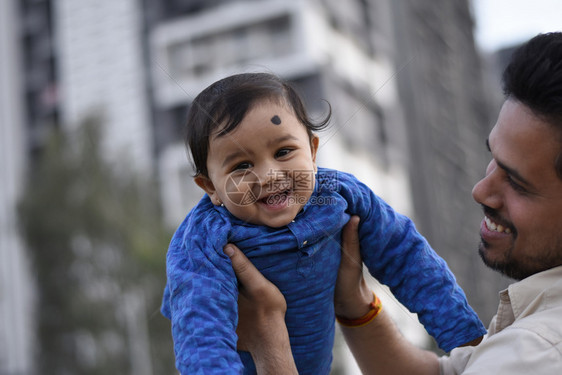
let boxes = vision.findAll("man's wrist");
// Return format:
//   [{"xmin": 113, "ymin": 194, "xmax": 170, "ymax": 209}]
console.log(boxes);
[
  {"xmin": 334, "ymin": 282, "xmax": 375, "ymax": 319},
  {"xmin": 249, "ymin": 313, "xmax": 298, "ymax": 375},
  {"xmin": 336, "ymin": 291, "xmax": 382, "ymax": 327}
]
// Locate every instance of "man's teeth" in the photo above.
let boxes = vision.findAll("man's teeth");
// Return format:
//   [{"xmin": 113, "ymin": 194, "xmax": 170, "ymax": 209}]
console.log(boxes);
[{"xmin": 485, "ymin": 217, "xmax": 512, "ymax": 234}]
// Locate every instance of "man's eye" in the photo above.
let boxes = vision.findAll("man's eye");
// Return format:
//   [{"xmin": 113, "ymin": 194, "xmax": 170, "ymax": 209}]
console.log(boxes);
[{"xmin": 507, "ymin": 176, "xmax": 526, "ymax": 193}]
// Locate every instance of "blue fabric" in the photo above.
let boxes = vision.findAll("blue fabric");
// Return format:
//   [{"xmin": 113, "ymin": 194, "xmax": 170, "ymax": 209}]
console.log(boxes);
[{"xmin": 162, "ymin": 168, "xmax": 486, "ymax": 374}]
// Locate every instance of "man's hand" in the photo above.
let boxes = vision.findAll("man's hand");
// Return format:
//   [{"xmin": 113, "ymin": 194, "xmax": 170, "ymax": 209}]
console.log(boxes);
[
  {"xmin": 334, "ymin": 216, "xmax": 374, "ymax": 319},
  {"xmin": 224, "ymin": 244, "xmax": 286, "ymax": 351},
  {"xmin": 224, "ymin": 244, "xmax": 298, "ymax": 374},
  {"xmin": 334, "ymin": 216, "xmax": 441, "ymax": 375}
]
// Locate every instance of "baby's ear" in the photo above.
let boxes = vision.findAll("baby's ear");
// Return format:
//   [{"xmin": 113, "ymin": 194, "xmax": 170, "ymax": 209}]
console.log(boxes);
[
  {"xmin": 194, "ymin": 175, "xmax": 221, "ymax": 205},
  {"xmin": 310, "ymin": 134, "xmax": 319, "ymax": 171}
]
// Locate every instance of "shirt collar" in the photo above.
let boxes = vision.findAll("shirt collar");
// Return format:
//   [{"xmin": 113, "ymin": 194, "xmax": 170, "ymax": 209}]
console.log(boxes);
[{"xmin": 504, "ymin": 265, "xmax": 562, "ymax": 321}]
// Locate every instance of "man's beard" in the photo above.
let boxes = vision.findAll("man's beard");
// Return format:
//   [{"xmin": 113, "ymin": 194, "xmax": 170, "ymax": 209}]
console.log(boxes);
[{"xmin": 478, "ymin": 238, "xmax": 562, "ymax": 280}]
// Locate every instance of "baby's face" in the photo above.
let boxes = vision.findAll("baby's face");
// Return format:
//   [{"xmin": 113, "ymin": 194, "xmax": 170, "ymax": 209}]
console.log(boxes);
[{"xmin": 195, "ymin": 100, "xmax": 319, "ymax": 228}]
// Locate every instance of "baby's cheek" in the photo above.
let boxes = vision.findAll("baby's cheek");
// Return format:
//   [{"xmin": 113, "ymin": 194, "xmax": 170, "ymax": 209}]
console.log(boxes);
[{"xmin": 223, "ymin": 172, "xmax": 261, "ymax": 206}]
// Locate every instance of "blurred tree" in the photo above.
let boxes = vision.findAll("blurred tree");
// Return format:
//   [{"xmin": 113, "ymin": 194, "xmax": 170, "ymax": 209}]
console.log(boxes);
[{"xmin": 18, "ymin": 118, "xmax": 176, "ymax": 375}]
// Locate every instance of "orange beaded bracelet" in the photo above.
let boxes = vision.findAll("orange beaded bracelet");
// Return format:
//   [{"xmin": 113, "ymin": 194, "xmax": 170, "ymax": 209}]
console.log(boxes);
[{"xmin": 335, "ymin": 292, "xmax": 382, "ymax": 327}]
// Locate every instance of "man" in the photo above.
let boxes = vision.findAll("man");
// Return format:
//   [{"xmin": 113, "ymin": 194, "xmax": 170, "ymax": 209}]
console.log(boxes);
[{"xmin": 225, "ymin": 32, "xmax": 562, "ymax": 374}]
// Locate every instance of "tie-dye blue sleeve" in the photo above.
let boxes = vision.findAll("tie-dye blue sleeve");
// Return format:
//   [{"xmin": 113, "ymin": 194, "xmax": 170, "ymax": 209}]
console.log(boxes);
[{"xmin": 336, "ymin": 170, "xmax": 486, "ymax": 352}]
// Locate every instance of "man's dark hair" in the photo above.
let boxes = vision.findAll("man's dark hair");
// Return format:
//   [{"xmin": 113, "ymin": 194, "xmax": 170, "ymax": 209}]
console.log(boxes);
[
  {"xmin": 185, "ymin": 72, "xmax": 331, "ymax": 177},
  {"xmin": 503, "ymin": 32, "xmax": 562, "ymax": 178}
]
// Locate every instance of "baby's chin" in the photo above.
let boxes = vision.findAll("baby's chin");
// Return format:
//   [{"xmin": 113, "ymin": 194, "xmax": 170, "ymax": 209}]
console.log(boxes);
[
  {"xmin": 243, "ymin": 207, "xmax": 303, "ymax": 228},
  {"xmin": 246, "ymin": 215, "xmax": 297, "ymax": 228}
]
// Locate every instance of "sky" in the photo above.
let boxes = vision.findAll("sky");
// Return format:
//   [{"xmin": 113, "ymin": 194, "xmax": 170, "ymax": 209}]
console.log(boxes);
[{"xmin": 471, "ymin": 0, "xmax": 562, "ymax": 52}]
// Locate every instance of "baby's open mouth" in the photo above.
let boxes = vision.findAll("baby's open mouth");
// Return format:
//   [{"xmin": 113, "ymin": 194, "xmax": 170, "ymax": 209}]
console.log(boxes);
[{"xmin": 262, "ymin": 191, "xmax": 290, "ymax": 205}]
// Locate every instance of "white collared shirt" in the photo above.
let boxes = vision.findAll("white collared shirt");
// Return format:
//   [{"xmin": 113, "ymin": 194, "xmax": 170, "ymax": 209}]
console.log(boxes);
[{"xmin": 439, "ymin": 266, "xmax": 562, "ymax": 374}]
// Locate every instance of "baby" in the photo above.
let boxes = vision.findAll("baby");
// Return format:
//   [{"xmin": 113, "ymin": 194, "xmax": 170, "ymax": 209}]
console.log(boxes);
[{"xmin": 161, "ymin": 72, "xmax": 485, "ymax": 374}]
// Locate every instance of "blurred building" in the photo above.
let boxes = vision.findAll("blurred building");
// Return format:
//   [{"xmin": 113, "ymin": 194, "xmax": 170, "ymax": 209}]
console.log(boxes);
[
  {"xmin": 54, "ymin": 0, "xmax": 154, "ymax": 173},
  {"xmin": 389, "ymin": 0, "xmax": 511, "ymax": 325},
  {"xmin": 5, "ymin": 0, "xmax": 512, "ymax": 373},
  {"xmin": 18, "ymin": 0, "xmax": 59, "ymax": 158},
  {"xmin": 1, "ymin": 1, "xmax": 35, "ymax": 374}
]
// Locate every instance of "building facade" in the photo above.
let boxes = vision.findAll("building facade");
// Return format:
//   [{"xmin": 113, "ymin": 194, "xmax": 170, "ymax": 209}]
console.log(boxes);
[
  {"xmin": 0, "ymin": 0, "xmax": 35, "ymax": 373},
  {"xmin": 54, "ymin": 0, "xmax": 154, "ymax": 173},
  {"xmin": 390, "ymin": 0, "xmax": 510, "ymax": 324}
]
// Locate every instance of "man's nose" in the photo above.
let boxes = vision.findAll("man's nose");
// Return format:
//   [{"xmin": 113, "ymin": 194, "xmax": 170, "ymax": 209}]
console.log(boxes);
[{"xmin": 472, "ymin": 160, "xmax": 502, "ymax": 209}]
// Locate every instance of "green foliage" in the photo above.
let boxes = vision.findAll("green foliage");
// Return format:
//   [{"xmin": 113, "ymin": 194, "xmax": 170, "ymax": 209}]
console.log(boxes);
[{"xmin": 18, "ymin": 119, "xmax": 176, "ymax": 374}]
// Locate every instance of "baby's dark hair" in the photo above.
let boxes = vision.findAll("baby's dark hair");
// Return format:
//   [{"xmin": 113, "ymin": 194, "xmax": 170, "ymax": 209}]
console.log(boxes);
[{"xmin": 185, "ymin": 72, "xmax": 331, "ymax": 177}]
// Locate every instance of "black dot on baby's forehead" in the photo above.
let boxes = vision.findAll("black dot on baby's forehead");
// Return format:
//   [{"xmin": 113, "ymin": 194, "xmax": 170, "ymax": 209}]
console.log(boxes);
[{"xmin": 270, "ymin": 115, "xmax": 282, "ymax": 125}]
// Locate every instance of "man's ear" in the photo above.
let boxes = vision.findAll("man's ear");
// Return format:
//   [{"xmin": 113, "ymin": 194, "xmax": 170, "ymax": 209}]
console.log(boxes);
[
  {"xmin": 310, "ymin": 134, "xmax": 319, "ymax": 172},
  {"xmin": 194, "ymin": 175, "xmax": 221, "ymax": 205}
]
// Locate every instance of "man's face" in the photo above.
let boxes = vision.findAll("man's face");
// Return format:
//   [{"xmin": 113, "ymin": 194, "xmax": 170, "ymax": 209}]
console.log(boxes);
[{"xmin": 472, "ymin": 99, "xmax": 562, "ymax": 280}]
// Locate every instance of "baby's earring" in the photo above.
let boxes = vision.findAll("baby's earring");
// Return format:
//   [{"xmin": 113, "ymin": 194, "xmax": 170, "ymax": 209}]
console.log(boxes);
[{"xmin": 217, "ymin": 198, "xmax": 224, "ymax": 207}]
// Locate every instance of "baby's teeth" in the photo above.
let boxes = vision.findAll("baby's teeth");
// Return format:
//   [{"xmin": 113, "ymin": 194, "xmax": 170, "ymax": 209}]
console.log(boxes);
[
  {"xmin": 505, "ymin": 228, "xmax": 512, "ymax": 234},
  {"xmin": 497, "ymin": 224, "xmax": 504, "ymax": 232}
]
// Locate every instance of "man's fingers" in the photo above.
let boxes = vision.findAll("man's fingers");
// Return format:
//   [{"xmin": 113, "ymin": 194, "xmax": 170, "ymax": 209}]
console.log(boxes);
[
  {"xmin": 226, "ymin": 243, "xmax": 288, "ymax": 355},
  {"xmin": 225, "ymin": 243, "xmax": 287, "ymax": 312},
  {"xmin": 341, "ymin": 215, "xmax": 362, "ymax": 268},
  {"xmin": 335, "ymin": 215, "xmax": 372, "ymax": 319},
  {"xmin": 224, "ymin": 244, "xmax": 259, "ymax": 287}
]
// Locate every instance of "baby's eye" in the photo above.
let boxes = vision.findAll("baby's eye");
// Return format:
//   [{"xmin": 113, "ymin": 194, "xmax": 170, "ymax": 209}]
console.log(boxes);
[
  {"xmin": 232, "ymin": 162, "xmax": 252, "ymax": 171},
  {"xmin": 275, "ymin": 148, "xmax": 293, "ymax": 158}
]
